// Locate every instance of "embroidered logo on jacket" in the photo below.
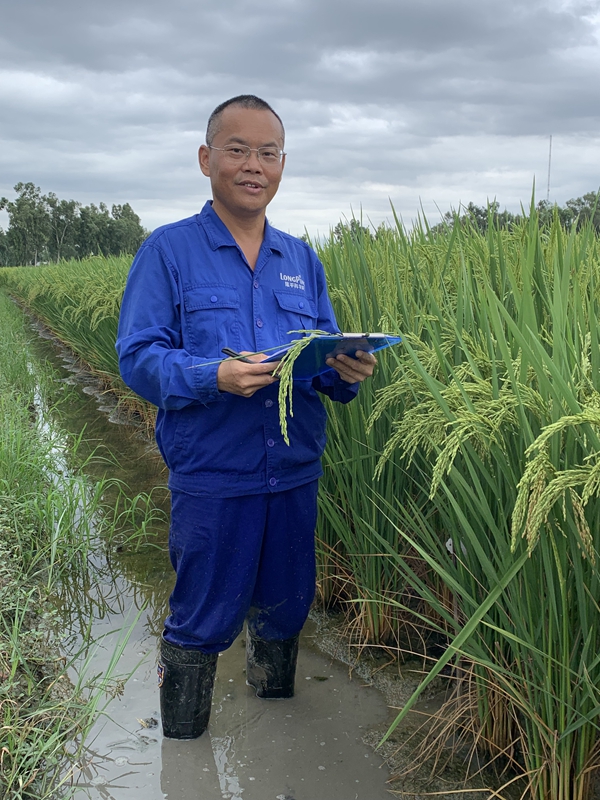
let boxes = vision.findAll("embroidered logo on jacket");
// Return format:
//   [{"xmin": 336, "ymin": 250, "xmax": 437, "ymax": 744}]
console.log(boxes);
[{"xmin": 280, "ymin": 272, "xmax": 305, "ymax": 291}]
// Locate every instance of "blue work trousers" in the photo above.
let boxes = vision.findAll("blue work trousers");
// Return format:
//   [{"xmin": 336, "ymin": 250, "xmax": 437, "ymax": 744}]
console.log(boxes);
[{"xmin": 164, "ymin": 481, "xmax": 319, "ymax": 653}]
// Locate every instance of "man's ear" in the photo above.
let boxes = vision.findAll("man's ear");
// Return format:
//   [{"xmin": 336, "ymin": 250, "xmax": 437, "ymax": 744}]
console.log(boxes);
[{"xmin": 198, "ymin": 145, "xmax": 210, "ymax": 176}]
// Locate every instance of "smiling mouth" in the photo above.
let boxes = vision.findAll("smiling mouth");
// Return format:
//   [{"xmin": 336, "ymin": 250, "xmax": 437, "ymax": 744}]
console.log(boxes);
[{"xmin": 239, "ymin": 181, "xmax": 263, "ymax": 189}]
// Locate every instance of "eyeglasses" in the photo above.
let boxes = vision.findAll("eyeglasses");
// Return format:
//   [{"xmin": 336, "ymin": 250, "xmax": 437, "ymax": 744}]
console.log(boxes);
[{"xmin": 208, "ymin": 144, "xmax": 285, "ymax": 165}]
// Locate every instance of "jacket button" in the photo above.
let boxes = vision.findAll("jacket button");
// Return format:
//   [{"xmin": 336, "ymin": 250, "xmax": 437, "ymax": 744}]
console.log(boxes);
[
  {"xmin": 254, "ymin": 280, "xmax": 259, "ymax": 289},
  {"xmin": 265, "ymin": 399, "xmax": 273, "ymax": 408},
  {"xmin": 267, "ymin": 438, "xmax": 275, "ymax": 447},
  {"xmin": 298, "ymin": 301, "xmax": 304, "ymax": 309},
  {"xmin": 210, "ymin": 295, "xmax": 218, "ymax": 303},
  {"xmin": 269, "ymin": 477, "xmax": 277, "ymax": 487},
  {"xmin": 256, "ymin": 319, "xmax": 263, "ymax": 328}
]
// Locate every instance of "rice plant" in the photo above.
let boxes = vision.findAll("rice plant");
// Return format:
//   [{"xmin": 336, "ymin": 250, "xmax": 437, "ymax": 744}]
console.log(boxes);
[
  {"xmin": 356, "ymin": 208, "xmax": 600, "ymax": 798},
  {"xmin": 313, "ymin": 220, "xmax": 442, "ymax": 645},
  {"xmin": 0, "ymin": 255, "xmax": 130, "ymax": 388}
]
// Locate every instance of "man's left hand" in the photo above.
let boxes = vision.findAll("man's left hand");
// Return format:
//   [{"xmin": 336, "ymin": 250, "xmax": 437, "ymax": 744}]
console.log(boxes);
[{"xmin": 326, "ymin": 350, "xmax": 377, "ymax": 384}]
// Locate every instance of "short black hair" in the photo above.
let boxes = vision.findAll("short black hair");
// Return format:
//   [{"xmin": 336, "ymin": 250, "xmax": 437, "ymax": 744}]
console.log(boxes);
[{"xmin": 206, "ymin": 95, "xmax": 285, "ymax": 146}]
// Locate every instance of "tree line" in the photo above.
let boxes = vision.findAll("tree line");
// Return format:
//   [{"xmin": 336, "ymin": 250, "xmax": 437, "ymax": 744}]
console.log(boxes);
[
  {"xmin": 326, "ymin": 191, "xmax": 600, "ymax": 243},
  {"xmin": 0, "ymin": 183, "xmax": 150, "ymax": 266},
  {"xmin": 435, "ymin": 192, "xmax": 600, "ymax": 235},
  {"xmin": 3, "ymin": 182, "xmax": 597, "ymax": 267}
]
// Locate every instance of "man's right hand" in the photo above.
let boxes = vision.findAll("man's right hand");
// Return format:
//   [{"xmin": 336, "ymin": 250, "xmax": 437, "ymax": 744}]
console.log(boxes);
[{"xmin": 217, "ymin": 352, "xmax": 279, "ymax": 397}]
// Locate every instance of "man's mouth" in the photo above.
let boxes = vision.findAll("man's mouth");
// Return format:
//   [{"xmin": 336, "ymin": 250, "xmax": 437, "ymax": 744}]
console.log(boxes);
[{"xmin": 239, "ymin": 181, "xmax": 263, "ymax": 189}]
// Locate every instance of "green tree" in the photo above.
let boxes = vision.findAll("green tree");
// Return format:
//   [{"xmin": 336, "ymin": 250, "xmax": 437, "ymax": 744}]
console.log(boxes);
[
  {"xmin": 74, "ymin": 202, "xmax": 148, "ymax": 257},
  {"xmin": 45, "ymin": 193, "xmax": 80, "ymax": 262},
  {"xmin": 0, "ymin": 185, "xmax": 149, "ymax": 264},
  {"xmin": 0, "ymin": 183, "xmax": 50, "ymax": 265},
  {"xmin": 461, "ymin": 201, "xmax": 519, "ymax": 233},
  {"xmin": 0, "ymin": 228, "xmax": 9, "ymax": 267},
  {"xmin": 110, "ymin": 203, "xmax": 148, "ymax": 254},
  {"xmin": 75, "ymin": 202, "xmax": 116, "ymax": 257},
  {"xmin": 536, "ymin": 199, "xmax": 574, "ymax": 229},
  {"xmin": 565, "ymin": 191, "xmax": 600, "ymax": 231},
  {"xmin": 333, "ymin": 219, "xmax": 372, "ymax": 244}
]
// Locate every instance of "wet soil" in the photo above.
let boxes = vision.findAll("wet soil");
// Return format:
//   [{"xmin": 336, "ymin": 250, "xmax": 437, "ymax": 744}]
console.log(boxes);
[{"xmin": 69, "ymin": 613, "xmax": 394, "ymax": 800}]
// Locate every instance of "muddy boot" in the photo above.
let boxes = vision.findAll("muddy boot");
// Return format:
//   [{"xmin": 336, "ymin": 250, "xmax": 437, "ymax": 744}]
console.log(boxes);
[
  {"xmin": 158, "ymin": 637, "xmax": 218, "ymax": 739},
  {"xmin": 246, "ymin": 630, "xmax": 299, "ymax": 699}
]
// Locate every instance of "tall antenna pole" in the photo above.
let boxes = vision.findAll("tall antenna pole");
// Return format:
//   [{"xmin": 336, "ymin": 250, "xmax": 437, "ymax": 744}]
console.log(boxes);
[{"xmin": 546, "ymin": 135, "xmax": 552, "ymax": 202}]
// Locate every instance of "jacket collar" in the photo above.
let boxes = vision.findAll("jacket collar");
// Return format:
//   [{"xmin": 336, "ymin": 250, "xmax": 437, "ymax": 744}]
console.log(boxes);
[{"xmin": 199, "ymin": 201, "xmax": 284, "ymax": 256}]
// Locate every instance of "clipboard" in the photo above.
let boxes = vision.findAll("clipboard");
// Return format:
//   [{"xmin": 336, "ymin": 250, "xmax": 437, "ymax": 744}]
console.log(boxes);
[{"xmin": 263, "ymin": 333, "xmax": 402, "ymax": 379}]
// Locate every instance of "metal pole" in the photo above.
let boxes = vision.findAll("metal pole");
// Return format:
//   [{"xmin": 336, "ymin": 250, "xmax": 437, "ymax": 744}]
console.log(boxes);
[{"xmin": 547, "ymin": 135, "xmax": 553, "ymax": 202}]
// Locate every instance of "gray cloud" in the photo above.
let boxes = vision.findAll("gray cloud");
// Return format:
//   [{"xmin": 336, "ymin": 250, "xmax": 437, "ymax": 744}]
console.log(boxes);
[{"xmin": 1, "ymin": 0, "xmax": 599, "ymax": 236}]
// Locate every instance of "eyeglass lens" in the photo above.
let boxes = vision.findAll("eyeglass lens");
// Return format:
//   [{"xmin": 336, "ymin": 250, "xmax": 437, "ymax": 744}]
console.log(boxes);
[{"xmin": 222, "ymin": 145, "xmax": 282, "ymax": 163}]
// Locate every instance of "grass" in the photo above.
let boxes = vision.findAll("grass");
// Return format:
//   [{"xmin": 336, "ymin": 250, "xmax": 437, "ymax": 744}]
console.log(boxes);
[{"xmin": 0, "ymin": 291, "xmax": 161, "ymax": 798}]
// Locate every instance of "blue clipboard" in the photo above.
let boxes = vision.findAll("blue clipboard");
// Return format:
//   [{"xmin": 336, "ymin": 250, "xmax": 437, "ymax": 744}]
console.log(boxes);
[{"xmin": 264, "ymin": 333, "xmax": 402, "ymax": 379}]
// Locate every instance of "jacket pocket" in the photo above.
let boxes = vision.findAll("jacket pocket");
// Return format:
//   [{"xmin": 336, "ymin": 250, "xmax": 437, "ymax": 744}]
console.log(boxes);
[
  {"xmin": 182, "ymin": 284, "xmax": 241, "ymax": 356},
  {"xmin": 273, "ymin": 290, "xmax": 318, "ymax": 343}
]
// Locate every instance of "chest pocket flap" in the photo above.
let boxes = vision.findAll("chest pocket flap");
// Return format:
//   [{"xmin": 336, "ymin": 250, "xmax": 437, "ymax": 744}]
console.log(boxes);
[
  {"xmin": 184, "ymin": 285, "xmax": 240, "ymax": 311},
  {"xmin": 273, "ymin": 290, "xmax": 317, "ymax": 318}
]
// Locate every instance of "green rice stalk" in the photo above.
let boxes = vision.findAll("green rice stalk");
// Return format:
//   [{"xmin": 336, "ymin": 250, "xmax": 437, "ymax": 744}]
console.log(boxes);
[
  {"xmin": 271, "ymin": 330, "xmax": 331, "ymax": 445},
  {"xmin": 361, "ymin": 206, "xmax": 600, "ymax": 798}
]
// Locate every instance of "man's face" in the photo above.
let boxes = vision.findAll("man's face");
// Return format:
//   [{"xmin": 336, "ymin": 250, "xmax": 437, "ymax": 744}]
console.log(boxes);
[{"xmin": 198, "ymin": 106, "xmax": 285, "ymax": 223}]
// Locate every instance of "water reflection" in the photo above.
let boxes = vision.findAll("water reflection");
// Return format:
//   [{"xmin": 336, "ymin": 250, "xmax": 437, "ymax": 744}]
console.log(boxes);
[
  {"xmin": 161, "ymin": 737, "xmax": 229, "ymax": 800},
  {"xmin": 26, "ymin": 321, "xmax": 173, "ymax": 649}
]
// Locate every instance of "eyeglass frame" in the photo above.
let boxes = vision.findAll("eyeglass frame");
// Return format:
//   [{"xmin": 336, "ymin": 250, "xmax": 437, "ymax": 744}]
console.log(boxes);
[{"xmin": 207, "ymin": 144, "xmax": 286, "ymax": 165}]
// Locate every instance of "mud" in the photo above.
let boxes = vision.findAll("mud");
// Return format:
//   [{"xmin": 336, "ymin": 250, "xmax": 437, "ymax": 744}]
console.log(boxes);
[{"xmin": 69, "ymin": 613, "xmax": 395, "ymax": 800}]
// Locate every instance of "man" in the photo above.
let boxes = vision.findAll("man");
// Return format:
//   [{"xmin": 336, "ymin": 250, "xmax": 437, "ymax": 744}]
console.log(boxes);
[{"xmin": 116, "ymin": 95, "xmax": 376, "ymax": 740}]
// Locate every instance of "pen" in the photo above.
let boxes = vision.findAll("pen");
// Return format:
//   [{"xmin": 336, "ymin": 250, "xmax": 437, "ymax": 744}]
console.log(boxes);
[{"xmin": 221, "ymin": 347, "xmax": 253, "ymax": 363}]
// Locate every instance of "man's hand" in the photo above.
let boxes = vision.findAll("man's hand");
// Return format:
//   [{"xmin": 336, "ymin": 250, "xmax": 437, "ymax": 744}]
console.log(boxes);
[
  {"xmin": 326, "ymin": 350, "xmax": 377, "ymax": 384},
  {"xmin": 217, "ymin": 352, "xmax": 279, "ymax": 397}
]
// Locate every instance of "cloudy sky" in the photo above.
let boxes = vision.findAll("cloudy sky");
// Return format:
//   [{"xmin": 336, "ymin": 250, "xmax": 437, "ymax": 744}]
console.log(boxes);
[{"xmin": 1, "ymin": 0, "xmax": 599, "ymax": 237}]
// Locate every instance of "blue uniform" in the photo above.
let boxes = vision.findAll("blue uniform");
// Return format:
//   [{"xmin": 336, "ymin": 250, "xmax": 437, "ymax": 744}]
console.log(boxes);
[
  {"xmin": 117, "ymin": 201, "xmax": 357, "ymax": 497},
  {"xmin": 116, "ymin": 201, "xmax": 358, "ymax": 649}
]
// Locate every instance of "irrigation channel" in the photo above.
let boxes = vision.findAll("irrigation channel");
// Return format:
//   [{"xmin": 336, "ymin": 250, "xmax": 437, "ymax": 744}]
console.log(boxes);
[{"xmin": 21, "ymin": 314, "xmax": 406, "ymax": 800}]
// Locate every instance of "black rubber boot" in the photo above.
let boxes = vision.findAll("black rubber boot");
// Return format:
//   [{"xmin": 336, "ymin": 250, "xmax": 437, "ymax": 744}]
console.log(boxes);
[
  {"xmin": 246, "ymin": 630, "xmax": 299, "ymax": 699},
  {"xmin": 158, "ymin": 637, "xmax": 218, "ymax": 739}
]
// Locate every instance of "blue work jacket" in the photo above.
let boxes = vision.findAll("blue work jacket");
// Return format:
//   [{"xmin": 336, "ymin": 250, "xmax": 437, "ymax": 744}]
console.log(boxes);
[{"xmin": 116, "ymin": 201, "xmax": 358, "ymax": 497}]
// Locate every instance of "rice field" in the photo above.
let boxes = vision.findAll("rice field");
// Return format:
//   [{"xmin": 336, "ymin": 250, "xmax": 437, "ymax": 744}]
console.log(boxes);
[{"xmin": 2, "ymin": 205, "xmax": 600, "ymax": 798}]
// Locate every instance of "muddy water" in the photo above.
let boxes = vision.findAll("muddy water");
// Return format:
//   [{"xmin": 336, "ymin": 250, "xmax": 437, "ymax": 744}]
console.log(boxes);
[
  {"xmin": 27, "ymin": 326, "xmax": 396, "ymax": 800},
  {"xmin": 71, "ymin": 616, "xmax": 392, "ymax": 800}
]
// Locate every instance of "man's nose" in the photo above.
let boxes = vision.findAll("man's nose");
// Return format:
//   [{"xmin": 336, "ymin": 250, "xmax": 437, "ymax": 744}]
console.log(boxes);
[{"xmin": 243, "ymin": 151, "xmax": 263, "ymax": 171}]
